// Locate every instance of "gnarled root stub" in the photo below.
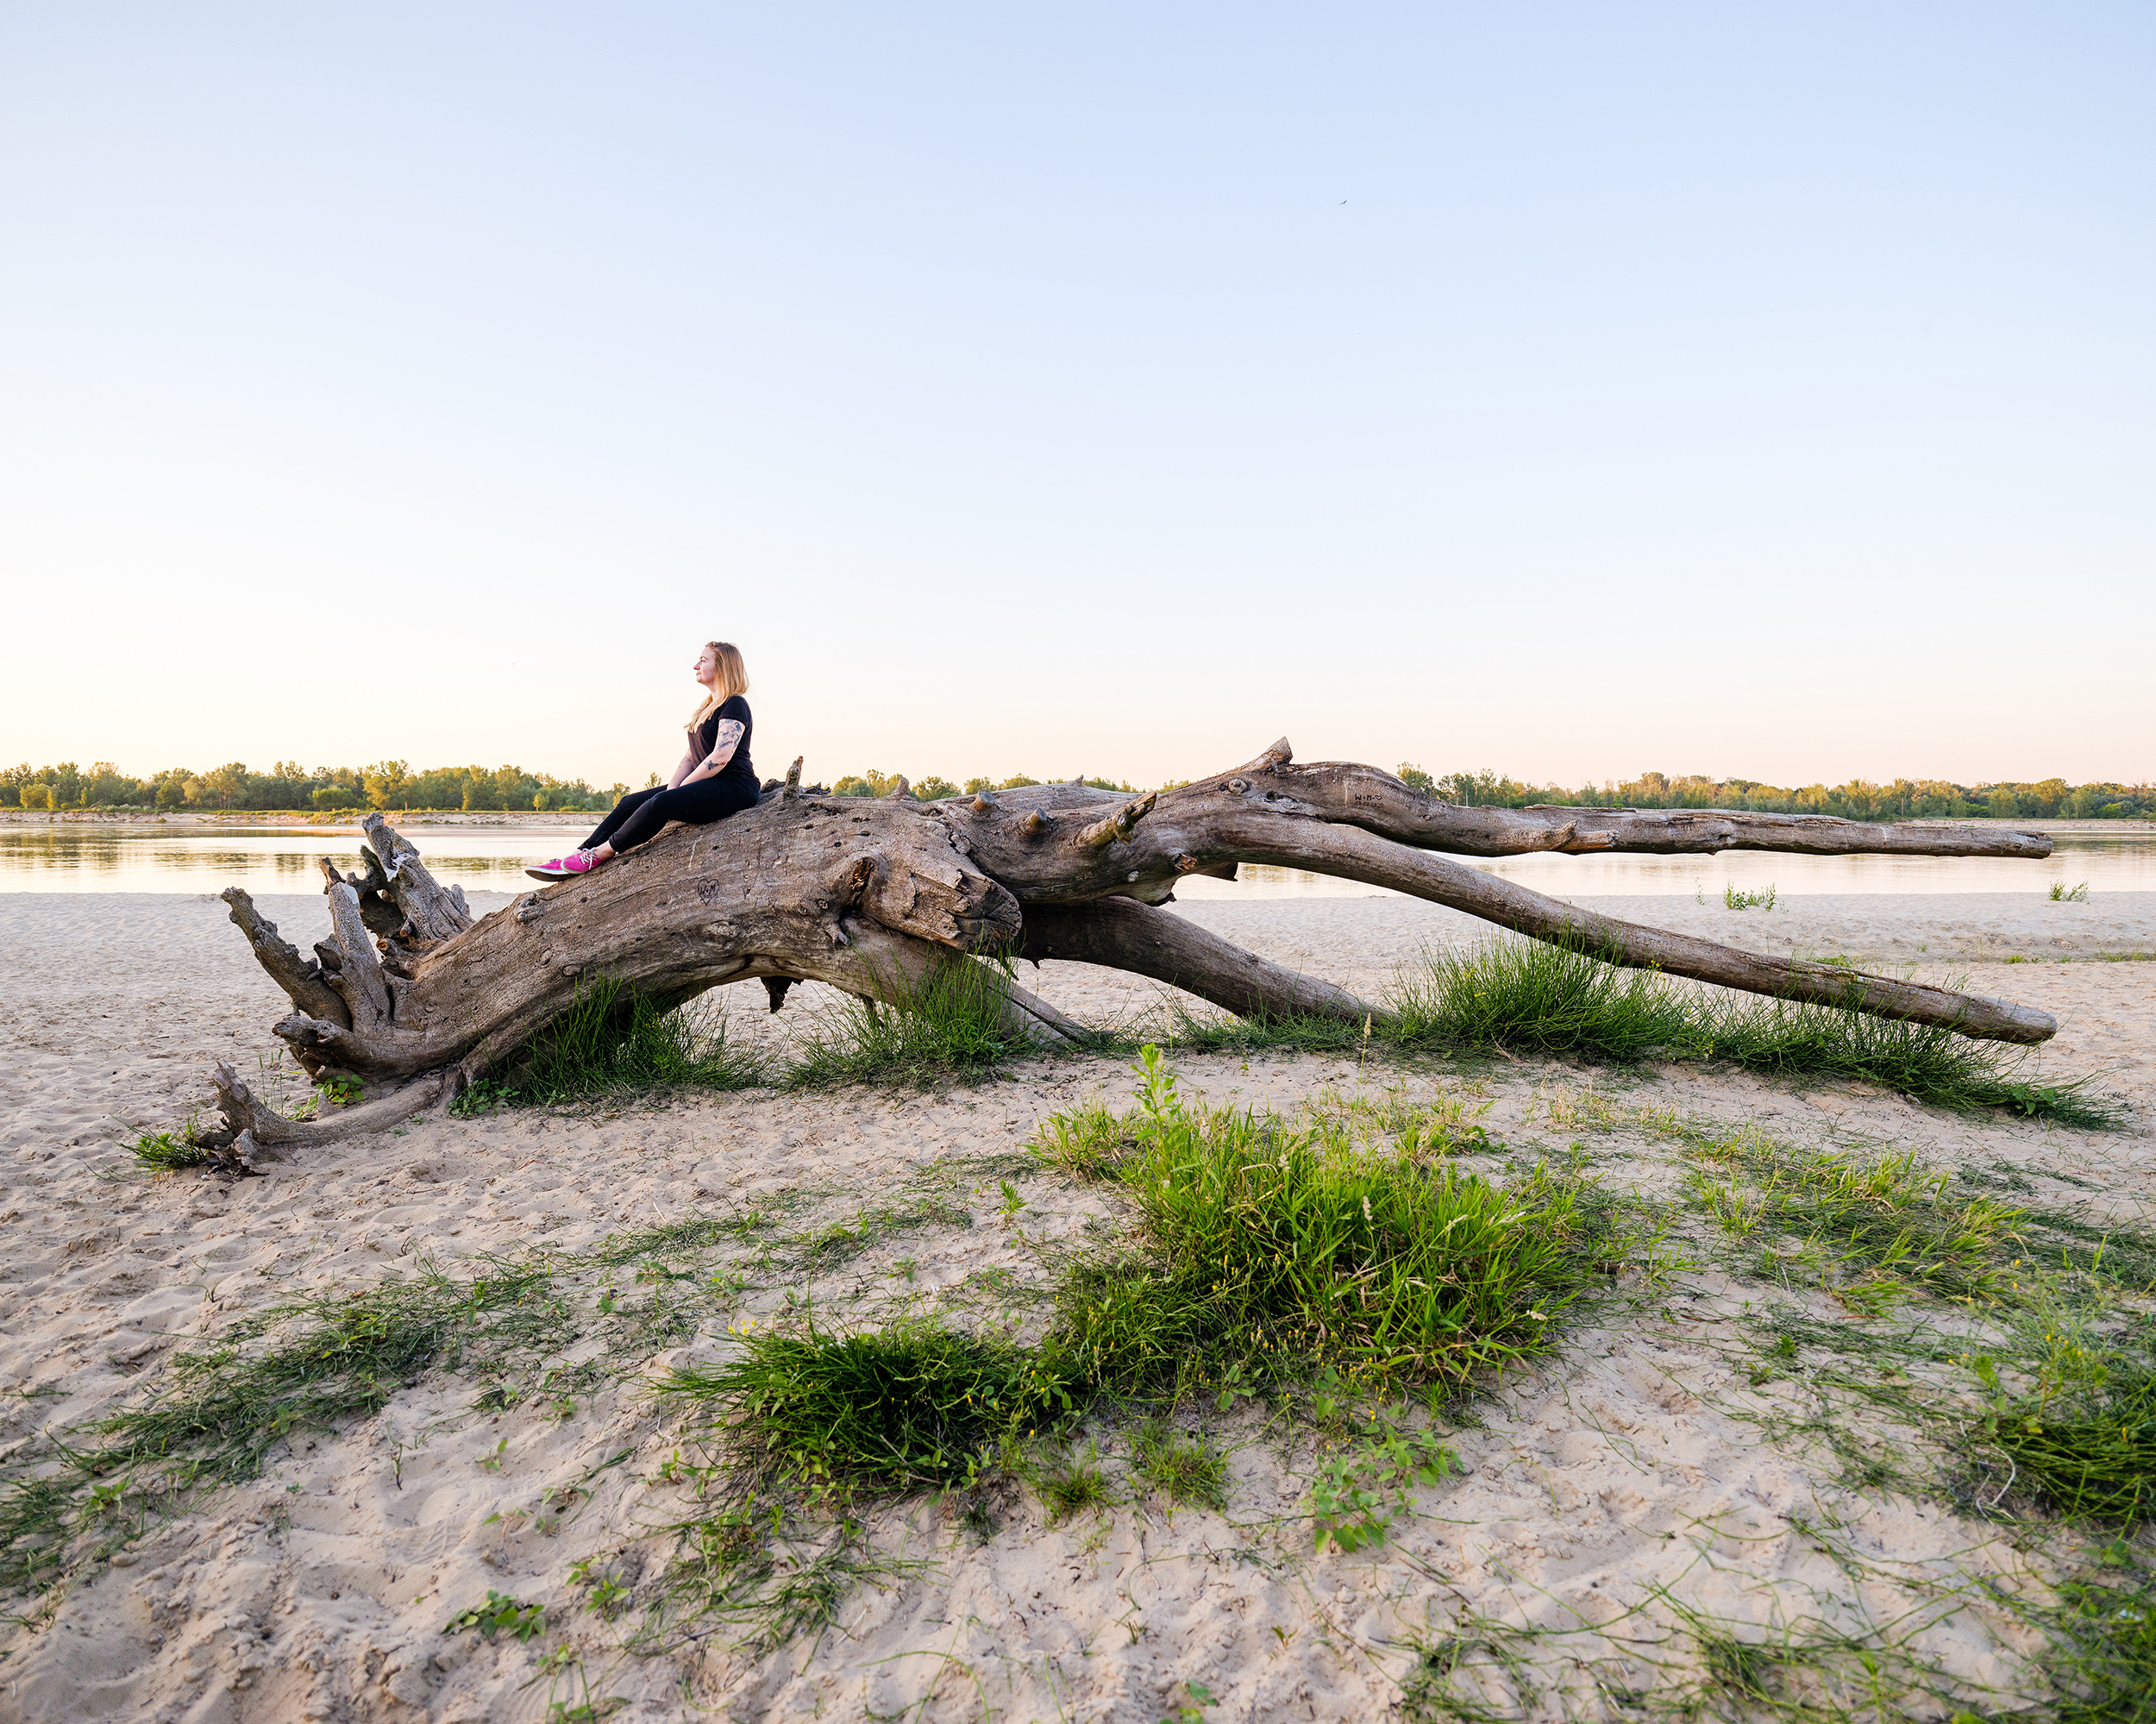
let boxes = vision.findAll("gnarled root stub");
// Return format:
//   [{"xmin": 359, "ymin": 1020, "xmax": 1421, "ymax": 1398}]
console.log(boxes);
[{"xmin": 213, "ymin": 737, "xmax": 2059, "ymax": 1151}]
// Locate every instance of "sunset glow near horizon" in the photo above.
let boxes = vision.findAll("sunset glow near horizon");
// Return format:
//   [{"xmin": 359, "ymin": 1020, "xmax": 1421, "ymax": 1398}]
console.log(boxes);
[{"xmin": 3, "ymin": 7, "xmax": 2151, "ymax": 793}]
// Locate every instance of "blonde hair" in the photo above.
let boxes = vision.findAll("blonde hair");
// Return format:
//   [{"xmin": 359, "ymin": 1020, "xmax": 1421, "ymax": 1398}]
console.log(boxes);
[{"xmin": 690, "ymin": 641, "xmax": 749, "ymax": 727}]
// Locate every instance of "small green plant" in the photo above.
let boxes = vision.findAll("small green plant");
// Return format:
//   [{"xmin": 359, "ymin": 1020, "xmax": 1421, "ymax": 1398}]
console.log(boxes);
[
  {"xmin": 129, "ymin": 1125, "xmax": 208, "ymax": 1172},
  {"xmin": 586, "ymin": 1576, "xmax": 631, "ymax": 1619},
  {"xmin": 1306, "ymin": 1424, "xmax": 1456, "ymax": 1552},
  {"xmin": 1131, "ymin": 1420, "xmax": 1227, "ymax": 1512},
  {"xmin": 442, "ymin": 1589, "xmax": 545, "ymax": 1642},
  {"xmin": 1723, "ymin": 883, "xmax": 1778, "ymax": 910},
  {"xmin": 996, "ymin": 1179, "xmax": 1027, "ymax": 1225},
  {"xmin": 2051, "ymin": 881, "xmax": 2091, "ymax": 902},
  {"xmin": 1035, "ymin": 1443, "xmax": 1111, "ymax": 1522},
  {"xmin": 1159, "ymin": 1679, "xmax": 1217, "ymax": 1723},
  {"xmin": 316, "ymin": 1073, "xmax": 364, "ymax": 1107}
]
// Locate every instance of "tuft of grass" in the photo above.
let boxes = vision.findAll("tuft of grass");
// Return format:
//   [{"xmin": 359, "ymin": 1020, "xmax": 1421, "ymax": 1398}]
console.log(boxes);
[
  {"xmin": 1389, "ymin": 937, "xmax": 1690, "ymax": 1062},
  {"xmin": 2052, "ymin": 881, "xmax": 2092, "ymax": 902},
  {"xmin": 779, "ymin": 954, "xmax": 1046, "ymax": 1091},
  {"xmin": 1976, "ymin": 1314, "xmax": 2156, "ymax": 1525},
  {"xmin": 1723, "ymin": 883, "xmax": 1778, "ymax": 910},
  {"xmin": 2050, "ymin": 1573, "xmax": 2156, "ymax": 1722},
  {"xmin": 1998, "ymin": 1376, "xmax": 2156, "ymax": 1523},
  {"xmin": 1131, "ymin": 1419, "xmax": 1228, "ymax": 1511},
  {"xmin": 1387, "ymin": 939, "xmax": 2123, "ymax": 1128},
  {"xmin": 1042, "ymin": 1047, "xmax": 1622, "ymax": 1400},
  {"xmin": 655, "ymin": 1320, "xmax": 1070, "ymax": 1499},
  {"xmin": 454, "ymin": 975, "xmax": 763, "ymax": 1112},
  {"xmin": 1145, "ymin": 999, "xmax": 1363, "ymax": 1058},
  {"xmin": 1033, "ymin": 1442, "xmax": 1112, "ymax": 1522},
  {"xmin": 128, "ymin": 1125, "xmax": 209, "ymax": 1173}
]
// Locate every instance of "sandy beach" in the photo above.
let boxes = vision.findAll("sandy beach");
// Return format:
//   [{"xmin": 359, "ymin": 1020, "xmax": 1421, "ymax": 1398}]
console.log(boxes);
[{"xmin": 3, "ymin": 886, "xmax": 2152, "ymax": 1722}]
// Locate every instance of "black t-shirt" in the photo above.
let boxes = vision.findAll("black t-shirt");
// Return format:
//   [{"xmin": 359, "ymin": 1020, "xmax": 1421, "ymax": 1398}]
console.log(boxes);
[{"xmin": 690, "ymin": 695, "xmax": 756, "ymax": 793}]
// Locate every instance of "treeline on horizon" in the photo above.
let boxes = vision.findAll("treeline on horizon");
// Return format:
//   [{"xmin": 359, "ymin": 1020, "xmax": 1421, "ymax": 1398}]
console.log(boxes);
[{"xmin": 3, "ymin": 759, "xmax": 2150, "ymax": 823}]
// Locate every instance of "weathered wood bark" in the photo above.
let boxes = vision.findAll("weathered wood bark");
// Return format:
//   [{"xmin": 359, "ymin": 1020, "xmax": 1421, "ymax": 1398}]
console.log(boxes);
[{"xmin": 211, "ymin": 738, "xmax": 2063, "ymax": 1150}]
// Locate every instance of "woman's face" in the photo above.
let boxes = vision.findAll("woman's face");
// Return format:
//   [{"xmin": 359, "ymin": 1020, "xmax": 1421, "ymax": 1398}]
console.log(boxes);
[{"xmin": 693, "ymin": 645, "xmax": 718, "ymax": 686}]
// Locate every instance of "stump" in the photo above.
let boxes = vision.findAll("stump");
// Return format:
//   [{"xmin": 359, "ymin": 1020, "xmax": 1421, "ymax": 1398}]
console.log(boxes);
[{"xmin": 207, "ymin": 742, "xmax": 2061, "ymax": 1148}]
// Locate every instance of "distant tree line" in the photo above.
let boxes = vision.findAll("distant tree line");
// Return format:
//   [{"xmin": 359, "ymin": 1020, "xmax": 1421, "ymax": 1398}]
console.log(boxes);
[
  {"xmin": 0, "ymin": 760, "xmax": 614, "ymax": 814},
  {"xmin": 826, "ymin": 771, "xmax": 1137, "ymax": 801},
  {"xmin": 6, "ymin": 758, "xmax": 2147, "ymax": 823},
  {"xmin": 1393, "ymin": 766, "xmax": 2154, "ymax": 822}
]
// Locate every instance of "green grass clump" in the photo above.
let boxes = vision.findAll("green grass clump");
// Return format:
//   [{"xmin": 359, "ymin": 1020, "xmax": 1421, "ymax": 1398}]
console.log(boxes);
[
  {"xmin": 655, "ymin": 1320, "xmax": 1070, "ymax": 1498},
  {"xmin": 128, "ymin": 1125, "xmax": 209, "ymax": 1173},
  {"xmin": 1977, "ymin": 1315, "xmax": 2156, "ymax": 1524},
  {"xmin": 1390, "ymin": 938, "xmax": 1692, "ymax": 1062},
  {"xmin": 1131, "ymin": 1419, "xmax": 1228, "ymax": 1511},
  {"xmin": 1723, "ymin": 882, "xmax": 1778, "ymax": 910},
  {"xmin": 1999, "ymin": 1376, "xmax": 2156, "ymax": 1522},
  {"xmin": 1385, "ymin": 939, "xmax": 2121, "ymax": 1128},
  {"xmin": 780, "ymin": 954, "xmax": 1050, "ymax": 1090},
  {"xmin": 1044, "ymin": 1048, "xmax": 1616, "ymax": 1399},
  {"xmin": 2050, "ymin": 1574, "xmax": 2156, "ymax": 1721},
  {"xmin": 1033, "ymin": 1443, "xmax": 1111, "ymax": 1522},
  {"xmin": 454, "ymin": 975, "xmax": 763, "ymax": 1112},
  {"xmin": 2052, "ymin": 881, "xmax": 2092, "ymax": 902}
]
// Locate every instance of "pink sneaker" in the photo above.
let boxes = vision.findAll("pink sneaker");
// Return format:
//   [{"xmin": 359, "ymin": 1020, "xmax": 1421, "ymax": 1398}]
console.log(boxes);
[{"xmin": 524, "ymin": 849, "xmax": 602, "ymax": 882}]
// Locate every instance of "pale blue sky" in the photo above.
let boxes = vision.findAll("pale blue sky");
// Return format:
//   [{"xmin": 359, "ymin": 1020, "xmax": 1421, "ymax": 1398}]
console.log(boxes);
[{"xmin": 4, "ymin": 4, "xmax": 2150, "ymax": 791}]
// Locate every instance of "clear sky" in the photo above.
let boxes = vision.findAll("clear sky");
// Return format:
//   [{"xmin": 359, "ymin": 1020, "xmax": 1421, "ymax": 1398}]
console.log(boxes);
[{"xmin": 3, "ymin": 4, "xmax": 2151, "ymax": 793}]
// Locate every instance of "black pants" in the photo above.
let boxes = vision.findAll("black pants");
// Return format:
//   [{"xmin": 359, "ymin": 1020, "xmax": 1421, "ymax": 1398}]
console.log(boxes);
[{"xmin": 582, "ymin": 778, "xmax": 759, "ymax": 855}]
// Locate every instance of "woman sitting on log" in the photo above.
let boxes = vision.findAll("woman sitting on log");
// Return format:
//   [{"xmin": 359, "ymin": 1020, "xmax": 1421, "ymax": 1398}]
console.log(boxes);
[{"xmin": 527, "ymin": 640, "xmax": 758, "ymax": 881}]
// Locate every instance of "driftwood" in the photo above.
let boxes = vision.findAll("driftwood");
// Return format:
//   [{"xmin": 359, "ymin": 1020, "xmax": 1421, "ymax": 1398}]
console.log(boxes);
[{"xmin": 209, "ymin": 741, "xmax": 2059, "ymax": 1148}]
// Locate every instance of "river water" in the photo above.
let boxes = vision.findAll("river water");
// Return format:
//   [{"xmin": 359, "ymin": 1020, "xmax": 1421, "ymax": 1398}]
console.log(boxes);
[{"xmin": 3, "ymin": 822, "xmax": 2151, "ymax": 900}]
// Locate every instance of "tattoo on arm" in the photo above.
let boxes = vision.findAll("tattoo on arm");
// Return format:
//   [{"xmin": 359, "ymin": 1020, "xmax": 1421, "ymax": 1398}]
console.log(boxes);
[{"xmin": 703, "ymin": 718, "xmax": 744, "ymax": 773}]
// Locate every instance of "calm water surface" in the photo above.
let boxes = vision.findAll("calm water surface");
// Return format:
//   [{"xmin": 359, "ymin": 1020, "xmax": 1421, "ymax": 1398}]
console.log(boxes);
[{"xmin": 4, "ymin": 824, "xmax": 2152, "ymax": 899}]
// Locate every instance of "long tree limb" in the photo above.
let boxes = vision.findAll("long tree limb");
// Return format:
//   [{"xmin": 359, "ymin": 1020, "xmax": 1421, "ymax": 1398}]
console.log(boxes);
[
  {"xmin": 1017, "ymin": 898, "xmax": 1382, "ymax": 1026},
  {"xmin": 955, "ymin": 745, "xmax": 2059, "ymax": 1043}
]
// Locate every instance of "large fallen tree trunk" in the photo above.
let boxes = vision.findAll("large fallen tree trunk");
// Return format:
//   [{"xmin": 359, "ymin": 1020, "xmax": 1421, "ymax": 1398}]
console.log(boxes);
[{"xmin": 209, "ymin": 743, "xmax": 2061, "ymax": 1147}]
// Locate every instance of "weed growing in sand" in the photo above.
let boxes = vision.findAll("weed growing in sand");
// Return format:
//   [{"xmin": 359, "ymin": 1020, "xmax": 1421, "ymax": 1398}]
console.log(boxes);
[
  {"xmin": 453, "ymin": 975, "xmax": 764, "ymax": 1113},
  {"xmin": 633, "ymin": 1511, "xmax": 925, "ymax": 1658},
  {"xmin": 128, "ymin": 1122, "xmax": 209, "ymax": 1173},
  {"xmin": 1031, "ymin": 1441, "xmax": 1112, "ymax": 1522},
  {"xmin": 92, "ymin": 1260, "xmax": 574, "ymax": 1486},
  {"xmin": 2052, "ymin": 880, "xmax": 2092, "ymax": 902},
  {"xmin": 1041, "ymin": 1047, "xmax": 1632, "ymax": 1401},
  {"xmin": 655, "ymin": 1320, "xmax": 1071, "ymax": 1499},
  {"xmin": 1722, "ymin": 882, "xmax": 1778, "ymax": 910},
  {"xmin": 442, "ymin": 1589, "xmax": 546, "ymax": 1642},
  {"xmin": 771, "ymin": 1196, "xmax": 975, "ymax": 1274},
  {"xmin": 779, "ymin": 951, "xmax": 1057, "ymax": 1090},
  {"xmin": 1131, "ymin": 1419, "xmax": 1228, "ymax": 1511},
  {"xmin": 1306, "ymin": 1420, "xmax": 1457, "ymax": 1552},
  {"xmin": 1388, "ymin": 939, "xmax": 2122, "ymax": 1126}
]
